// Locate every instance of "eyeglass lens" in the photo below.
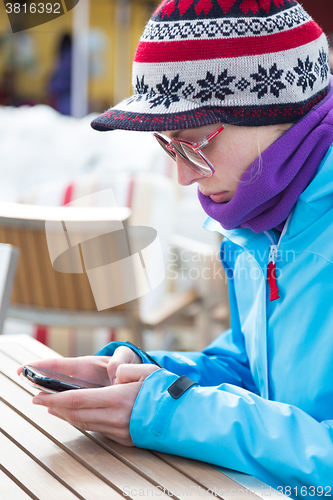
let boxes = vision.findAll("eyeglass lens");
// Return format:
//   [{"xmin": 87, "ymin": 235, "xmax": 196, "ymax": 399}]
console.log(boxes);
[
  {"xmin": 172, "ymin": 143, "xmax": 212, "ymax": 176},
  {"xmin": 154, "ymin": 135, "xmax": 176, "ymax": 160},
  {"xmin": 154, "ymin": 135, "xmax": 212, "ymax": 176}
]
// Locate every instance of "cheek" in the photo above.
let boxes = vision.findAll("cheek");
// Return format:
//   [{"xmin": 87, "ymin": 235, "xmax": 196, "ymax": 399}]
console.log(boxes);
[
  {"xmin": 205, "ymin": 132, "xmax": 260, "ymax": 185},
  {"xmin": 209, "ymin": 146, "xmax": 256, "ymax": 189},
  {"xmin": 226, "ymin": 139, "xmax": 260, "ymax": 174}
]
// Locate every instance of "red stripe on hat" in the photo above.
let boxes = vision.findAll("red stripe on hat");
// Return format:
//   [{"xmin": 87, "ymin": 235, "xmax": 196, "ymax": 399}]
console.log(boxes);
[{"xmin": 135, "ymin": 20, "xmax": 322, "ymax": 63}]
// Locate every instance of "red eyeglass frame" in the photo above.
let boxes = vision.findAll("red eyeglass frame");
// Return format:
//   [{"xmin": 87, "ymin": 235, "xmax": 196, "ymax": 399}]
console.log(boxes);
[{"xmin": 153, "ymin": 123, "xmax": 227, "ymax": 177}]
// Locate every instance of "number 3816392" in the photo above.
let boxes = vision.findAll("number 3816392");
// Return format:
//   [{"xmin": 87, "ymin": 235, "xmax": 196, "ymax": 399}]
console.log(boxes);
[{"xmin": 5, "ymin": 3, "xmax": 61, "ymax": 14}]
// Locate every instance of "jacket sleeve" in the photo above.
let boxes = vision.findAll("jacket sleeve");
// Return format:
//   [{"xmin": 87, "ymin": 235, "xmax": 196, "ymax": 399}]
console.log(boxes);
[
  {"xmin": 97, "ymin": 238, "xmax": 258, "ymax": 393},
  {"xmin": 97, "ymin": 283, "xmax": 258, "ymax": 392},
  {"xmin": 147, "ymin": 237, "xmax": 257, "ymax": 392},
  {"xmin": 130, "ymin": 368, "xmax": 333, "ymax": 495},
  {"xmin": 146, "ymin": 327, "xmax": 258, "ymax": 392},
  {"xmin": 96, "ymin": 329, "xmax": 257, "ymax": 393}
]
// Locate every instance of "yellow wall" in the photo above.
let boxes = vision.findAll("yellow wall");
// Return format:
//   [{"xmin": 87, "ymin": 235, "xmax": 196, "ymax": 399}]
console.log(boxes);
[
  {"xmin": 0, "ymin": 1, "xmax": 11, "ymax": 73},
  {"xmin": 130, "ymin": 1, "xmax": 156, "ymax": 71},
  {"xmin": 0, "ymin": 0, "xmax": 72, "ymax": 101},
  {"xmin": 0, "ymin": 0, "xmax": 158, "ymax": 111},
  {"xmin": 89, "ymin": 0, "xmax": 115, "ymax": 110}
]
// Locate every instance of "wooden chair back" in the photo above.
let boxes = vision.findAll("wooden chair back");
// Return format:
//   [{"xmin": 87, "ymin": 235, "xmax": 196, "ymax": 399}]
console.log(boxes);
[
  {"xmin": 0, "ymin": 202, "xmax": 132, "ymax": 314},
  {"xmin": 0, "ymin": 243, "xmax": 19, "ymax": 333}
]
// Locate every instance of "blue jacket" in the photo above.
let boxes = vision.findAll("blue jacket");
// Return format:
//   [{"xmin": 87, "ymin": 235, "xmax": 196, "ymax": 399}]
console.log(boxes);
[{"xmin": 97, "ymin": 145, "xmax": 333, "ymax": 497}]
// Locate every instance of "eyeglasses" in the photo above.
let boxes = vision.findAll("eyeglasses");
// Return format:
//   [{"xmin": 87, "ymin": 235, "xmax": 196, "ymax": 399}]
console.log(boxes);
[{"xmin": 153, "ymin": 124, "xmax": 227, "ymax": 177}]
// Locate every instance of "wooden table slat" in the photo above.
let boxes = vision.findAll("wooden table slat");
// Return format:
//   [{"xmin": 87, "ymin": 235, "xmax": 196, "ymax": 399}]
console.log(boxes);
[
  {"xmin": 0, "ymin": 401, "xmax": 123, "ymax": 500},
  {"xmin": 152, "ymin": 452, "xmax": 262, "ymax": 500},
  {"xmin": 0, "ymin": 342, "xmax": 43, "ymax": 367},
  {"xmin": 0, "ymin": 334, "xmax": 63, "ymax": 361},
  {"xmin": 88, "ymin": 433, "xmax": 230, "ymax": 500},
  {"xmin": 0, "ymin": 433, "xmax": 81, "ymax": 500},
  {"xmin": 0, "ymin": 469, "xmax": 36, "ymax": 500},
  {"xmin": 0, "ymin": 350, "xmax": 42, "ymax": 398}
]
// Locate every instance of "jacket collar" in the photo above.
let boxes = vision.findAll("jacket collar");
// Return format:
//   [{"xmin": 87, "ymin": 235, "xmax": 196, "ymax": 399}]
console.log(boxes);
[
  {"xmin": 203, "ymin": 217, "xmax": 278, "ymax": 249},
  {"xmin": 204, "ymin": 144, "xmax": 333, "ymax": 252}
]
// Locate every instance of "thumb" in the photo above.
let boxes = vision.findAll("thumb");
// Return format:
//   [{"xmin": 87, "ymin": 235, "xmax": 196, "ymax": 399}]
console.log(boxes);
[{"xmin": 116, "ymin": 363, "xmax": 160, "ymax": 384}]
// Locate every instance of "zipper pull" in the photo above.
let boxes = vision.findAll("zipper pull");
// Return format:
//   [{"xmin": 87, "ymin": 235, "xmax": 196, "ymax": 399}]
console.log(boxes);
[
  {"xmin": 268, "ymin": 244, "xmax": 278, "ymax": 265},
  {"xmin": 267, "ymin": 245, "xmax": 279, "ymax": 301},
  {"xmin": 265, "ymin": 210, "xmax": 294, "ymax": 302}
]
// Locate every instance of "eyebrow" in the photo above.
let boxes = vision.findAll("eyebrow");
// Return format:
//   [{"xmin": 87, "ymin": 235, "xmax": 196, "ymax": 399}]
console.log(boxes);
[{"xmin": 167, "ymin": 130, "xmax": 182, "ymax": 139}]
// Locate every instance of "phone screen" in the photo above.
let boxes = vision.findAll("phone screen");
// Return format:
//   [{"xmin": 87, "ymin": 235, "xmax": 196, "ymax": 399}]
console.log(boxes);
[{"xmin": 22, "ymin": 365, "xmax": 104, "ymax": 392}]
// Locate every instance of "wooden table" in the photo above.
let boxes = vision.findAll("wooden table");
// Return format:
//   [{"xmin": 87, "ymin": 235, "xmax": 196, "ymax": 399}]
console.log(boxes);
[{"xmin": 0, "ymin": 335, "xmax": 283, "ymax": 500}]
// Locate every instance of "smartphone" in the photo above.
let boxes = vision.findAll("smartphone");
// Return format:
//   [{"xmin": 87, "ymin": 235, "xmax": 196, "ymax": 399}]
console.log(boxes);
[{"xmin": 21, "ymin": 365, "xmax": 104, "ymax": 393}]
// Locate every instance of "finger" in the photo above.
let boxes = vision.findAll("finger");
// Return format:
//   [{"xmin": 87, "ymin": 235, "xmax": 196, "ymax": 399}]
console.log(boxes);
[
  {"xmin": 17, "ymin": 358, "xmax": 71, "ymax": 376},
  {"xmin": 32, "ymin": 381, "xmax": 140, "ymax": 410},
  {"xmin": 80, "ymin": 424, "xmax": 134, "ymax": 446},
  {"xmin": 116, "ymin": 363, "xmax": 160, "ymax": 384},
  {"xmin": 42, "ymin": 383, "xmax": 142, "ymax": 447},
  {"xmin": 44, "ymin": 382, "xmax": 142, "ymax": 442},
  {"xmin": 47, "ymin": 404, "xmax": 130, "ymax": 428},
  {"xmin": 48, "ymin": 407, "xmax": 66, "ymax": 421},
  {"xmin": 52, "ymin": 413, "xmax": 133, "ymax": 444},
  {"xmin": 107, "ymin": 347, "xmax": 141, "ymax": 384},
  {"xmin": 48, "ymin": 406, "xmax": 134, "ymax": 445},
  {"xmin": 33, "ymin": 386, "xmax": 110, "ymax": 409},
  {"xmin": 17, "ymin": 357, "xmax": 85, "ymax": 377}
]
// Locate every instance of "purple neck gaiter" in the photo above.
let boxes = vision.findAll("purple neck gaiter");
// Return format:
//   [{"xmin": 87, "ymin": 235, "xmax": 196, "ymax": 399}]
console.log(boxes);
[{"xmin": 198, "ymin": 79, "xmax": 333, "ymax": 233}]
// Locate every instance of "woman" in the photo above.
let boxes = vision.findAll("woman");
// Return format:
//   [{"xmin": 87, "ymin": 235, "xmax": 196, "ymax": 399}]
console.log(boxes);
[{"xmin": 18, "ymin": 0, "xmax": 333, "ymax": 495}]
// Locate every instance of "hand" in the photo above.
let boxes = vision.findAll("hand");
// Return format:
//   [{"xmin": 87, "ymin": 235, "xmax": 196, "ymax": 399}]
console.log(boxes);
[
  {"xmin": 17, "ymin": 346, "xmax": 142, "ymax": 387},
  {"xmin": 19, "ymin": 359, "xmax": 159, "ymax": 446}
]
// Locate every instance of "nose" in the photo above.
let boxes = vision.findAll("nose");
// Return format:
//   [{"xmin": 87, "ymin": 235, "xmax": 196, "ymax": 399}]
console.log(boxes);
[{"xmin": 176, "ymin": 156, "xmax": 202, "ymax": 186}]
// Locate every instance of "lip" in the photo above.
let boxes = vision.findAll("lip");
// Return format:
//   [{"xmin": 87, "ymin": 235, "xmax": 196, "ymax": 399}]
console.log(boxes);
[{"xmin": 204, "ymin": 191, "xmax": 229, "ymax": 203}]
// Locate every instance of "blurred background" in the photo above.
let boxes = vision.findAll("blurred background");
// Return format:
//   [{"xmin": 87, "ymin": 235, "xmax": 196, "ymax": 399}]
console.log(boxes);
[
  {"xmin": 0, "ymin": 0, "xmax": 332, "ymax": 356},
  {"xmin": 0, "ymin": 0, "xmax": 158, "ymax": 113}
]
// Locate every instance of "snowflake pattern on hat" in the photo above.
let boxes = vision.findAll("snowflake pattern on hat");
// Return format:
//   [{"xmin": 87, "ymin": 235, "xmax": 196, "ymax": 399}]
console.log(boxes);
[
  {"xmin": 250, "ymin": 63, "xmax": 286, "ymax": 99},
  {"xmin": 294, "ymin": 57, "xmax": 317, "ymax": 93},
  {"xmin": 193, "ymin": 70, "xmax": 236, "ymax": 102},
  {"xmin": 150, "ymin": 75, "xmax": 186, "ymax": 108},
  {"xmin": 127, "ymin": 48, "xmax": 329, "ymax": 111}
]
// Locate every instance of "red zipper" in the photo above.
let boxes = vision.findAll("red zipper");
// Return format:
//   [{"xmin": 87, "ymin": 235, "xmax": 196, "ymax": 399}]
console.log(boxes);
[
  {"xmin": 267, "ymin": 261, "xmax": 280, "ymax": 301},
  {"xmin": 267, "ymin": 244, "xmax": 279, "ymax": 301},
  {"xmin": 265, "ymin": 209, "xmax": 294, "ymax": 302}
]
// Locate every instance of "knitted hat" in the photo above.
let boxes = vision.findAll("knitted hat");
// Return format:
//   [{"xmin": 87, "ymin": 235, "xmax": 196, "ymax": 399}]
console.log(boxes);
[{"xmin": 91, "ymin": 0, "xmax": 330, "ymax": 132}]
